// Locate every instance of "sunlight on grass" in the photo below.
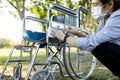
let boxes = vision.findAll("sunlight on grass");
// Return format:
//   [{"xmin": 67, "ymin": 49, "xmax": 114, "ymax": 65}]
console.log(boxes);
[
  {"xmin": 0, "ymin": 48, "xmax": 47, "ymax": 79},
  {"xmin": 0, "ymin": 48, "xmax": 116, "ymax": 80}
]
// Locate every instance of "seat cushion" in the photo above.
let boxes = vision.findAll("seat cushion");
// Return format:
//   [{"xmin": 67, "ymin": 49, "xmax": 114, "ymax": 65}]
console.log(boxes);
[{"xmin": 23, "ymin": 30, "xmax": 46, "ymax": 42}]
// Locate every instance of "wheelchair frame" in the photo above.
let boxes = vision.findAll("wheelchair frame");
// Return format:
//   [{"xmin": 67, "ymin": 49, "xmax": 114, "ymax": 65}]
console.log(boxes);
[{"xmin": 30, "ymin": 4, "xmax": 97, "ymax": 80}]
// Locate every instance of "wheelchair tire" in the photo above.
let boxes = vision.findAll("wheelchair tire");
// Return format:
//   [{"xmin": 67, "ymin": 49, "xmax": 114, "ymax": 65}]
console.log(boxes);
[
  {"xmin": 63, "ymin": 45, "xmax": 97, "ymax": 80},
  {"xmin": 31, "ymin": 70, "xmax": 55, "ymax": 80},
  {"xmin": 13, "ymin": 64, "xmax": 22, "ymax": 80}
]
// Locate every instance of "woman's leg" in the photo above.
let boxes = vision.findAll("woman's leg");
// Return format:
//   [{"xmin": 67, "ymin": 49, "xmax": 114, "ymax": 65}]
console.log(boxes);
[{"xmin": 91, "ymin": 42, "xmax": 120, "ymax": 77}]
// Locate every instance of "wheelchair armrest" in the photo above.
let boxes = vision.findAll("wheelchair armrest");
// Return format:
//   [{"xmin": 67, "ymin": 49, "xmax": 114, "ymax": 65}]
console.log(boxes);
[
  {"xmin": 25, "ymin": 16, "xmax": 48, "ymax": 24},
  {"xmin": 52, "ymin": 4, "xmax": 77, "ymax": 17}
]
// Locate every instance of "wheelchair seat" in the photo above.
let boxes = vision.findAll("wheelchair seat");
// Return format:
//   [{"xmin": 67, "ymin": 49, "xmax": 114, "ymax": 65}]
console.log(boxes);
[{"xmin": 23, "ymin": 30, "xmax": 46, "ymax": 42}]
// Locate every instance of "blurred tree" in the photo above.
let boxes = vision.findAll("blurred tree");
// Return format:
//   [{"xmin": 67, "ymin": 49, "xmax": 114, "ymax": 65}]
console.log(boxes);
[
  {"xmin": 7, "ymin": 0, "xmax": 26, "ymax": 20},
  {"xmin": 0, "ymin": 0, "xmax": 97, "ymax": 33}
]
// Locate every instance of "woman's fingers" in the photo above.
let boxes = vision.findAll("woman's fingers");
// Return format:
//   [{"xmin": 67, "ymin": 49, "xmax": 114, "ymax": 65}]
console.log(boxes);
[
  {"xmin": 51, "ymin": 30, "xmax": 65, "ymax": 41},
  {"xmin": 50, "ymin": 30, "xmax": 56, "ymax": 36},
  {"xmin": 65, "ymin": 24, "xmax": 73, "ymax": 30}
]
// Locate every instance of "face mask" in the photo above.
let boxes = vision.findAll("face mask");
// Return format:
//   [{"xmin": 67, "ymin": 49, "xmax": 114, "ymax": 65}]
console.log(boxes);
[{"xmin": 91, "ymin": 6, "xmax": 106, "ymax": 20}]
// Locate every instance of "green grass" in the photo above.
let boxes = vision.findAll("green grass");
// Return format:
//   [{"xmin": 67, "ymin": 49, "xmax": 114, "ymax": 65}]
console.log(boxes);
[{"xmin": 0, "ymin": 48, "xmax": 116, "ymax": 80}]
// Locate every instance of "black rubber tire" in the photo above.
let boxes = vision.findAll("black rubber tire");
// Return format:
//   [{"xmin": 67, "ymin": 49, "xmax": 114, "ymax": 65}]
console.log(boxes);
[
  {"xmin": 13, "ymin": 64, "xmax": 21, "ymax": 80},
  {"xmin": 31, "ymin": 70, "xmax": 55, "ymax": 80}
]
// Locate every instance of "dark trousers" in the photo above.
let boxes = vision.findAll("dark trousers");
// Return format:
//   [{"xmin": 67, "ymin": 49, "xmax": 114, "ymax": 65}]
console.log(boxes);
[{"xmin": 91, "ymin": 42, "xmax": 120, "ymax": 77}]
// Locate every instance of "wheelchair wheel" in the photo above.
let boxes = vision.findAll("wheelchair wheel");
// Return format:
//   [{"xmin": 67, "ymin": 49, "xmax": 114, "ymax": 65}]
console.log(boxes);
[
  {"xmin": 63, "ymin": 46, "xmax": 97, "ymax": 80},
  {"xmin": 31, "ymin": 70, "xmax": 55, "ymax": 80},
  {"xmin": 13, "ymin": 64, "xmax": 22, "ymax": 80}
]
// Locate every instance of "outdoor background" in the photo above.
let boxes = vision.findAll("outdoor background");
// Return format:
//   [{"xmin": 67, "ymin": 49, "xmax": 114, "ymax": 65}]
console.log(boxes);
[{"xmin": 0, "ymin": 0, "xmax": 116, "ymax": 80}]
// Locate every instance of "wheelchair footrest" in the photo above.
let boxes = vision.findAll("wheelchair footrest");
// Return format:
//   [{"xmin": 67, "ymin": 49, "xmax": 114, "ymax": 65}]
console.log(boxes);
[
  {"xmin": 34, "ymin": 62, "xmax": 46, "ymax": 65},
  {"xmin": 9, "ymin": 60, "xmax": 30, "ymax": 62},
  {"xmin": 14, "ymin": 45, "xmax": 34, "ymax": 52}
]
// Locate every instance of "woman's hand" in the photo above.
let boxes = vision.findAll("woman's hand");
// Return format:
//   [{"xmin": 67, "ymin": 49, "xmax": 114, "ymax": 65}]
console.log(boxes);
[
  {"xmin": 51, "ymin": 30, "xmax": 65, "ymax": 41},
  {"xmin": 65, "ymin": 24, "xmax": 76, "ymax": 35},
  {"xmin": 65, "ymin": 24, "xmax": 86, "ymax": 37},
  {"xmin": 51, "ymin": 27, "xmax": 78, "ymax": 47}
]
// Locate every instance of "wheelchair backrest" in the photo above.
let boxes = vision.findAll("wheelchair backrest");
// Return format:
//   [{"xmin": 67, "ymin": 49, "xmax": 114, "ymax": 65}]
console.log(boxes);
[{"xmin": 52, "ymin": 14, "xmax": 78, "ymax": 27}]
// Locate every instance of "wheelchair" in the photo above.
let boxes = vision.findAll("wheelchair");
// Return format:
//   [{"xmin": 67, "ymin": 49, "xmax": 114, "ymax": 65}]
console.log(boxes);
[{"xmin": 30, "ymin": 4, "xmax": 97, "ymax": 80}]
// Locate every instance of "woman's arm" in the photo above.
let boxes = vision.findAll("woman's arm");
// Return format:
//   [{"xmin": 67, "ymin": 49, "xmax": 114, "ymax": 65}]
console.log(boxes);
[
  {"xmin": 72, "ymin": 30, "xmax": 86, "ymax": 37},
  {"xmin": 66, "ymin": 37, "xmax": 77, "ymax": 47},
  {"xmin": 65, "ymin": 24, "xmax": 86, "ymax": 37}
]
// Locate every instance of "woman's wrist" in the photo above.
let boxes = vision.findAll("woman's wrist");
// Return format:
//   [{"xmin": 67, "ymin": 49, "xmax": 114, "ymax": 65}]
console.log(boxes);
[{"xmin": 63, "ymin": 34, "xmax": 69, "ymax": 42}]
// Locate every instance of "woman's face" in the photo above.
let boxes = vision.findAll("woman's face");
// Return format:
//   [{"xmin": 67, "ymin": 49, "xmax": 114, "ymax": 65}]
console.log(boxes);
[
  {"xmin": 91, "ymin": 0, "xmax": 114, "ymax": 15},
  {"xmin": 92, "ymin": 0, "xmax": 103, "ymax": 7}
]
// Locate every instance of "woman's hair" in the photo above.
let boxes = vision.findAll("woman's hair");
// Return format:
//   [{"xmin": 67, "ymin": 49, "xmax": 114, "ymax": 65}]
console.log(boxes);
[{"xmin": 100, "ymin": 0, "xmax": 120, "ymax": 11}]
